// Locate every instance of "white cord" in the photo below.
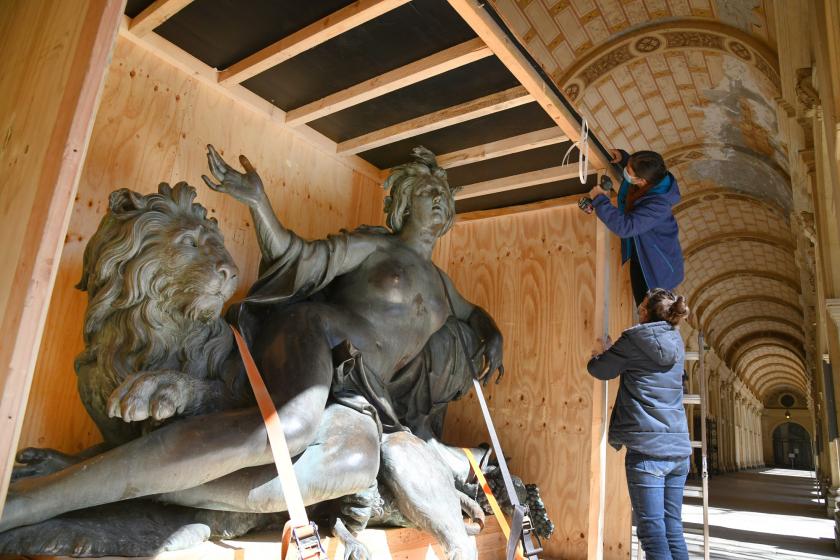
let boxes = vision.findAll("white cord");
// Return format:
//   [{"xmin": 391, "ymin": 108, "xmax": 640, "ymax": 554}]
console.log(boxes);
[{"xmin": 561, "ymin": 117, "xmax": 589, "ymax": 184}]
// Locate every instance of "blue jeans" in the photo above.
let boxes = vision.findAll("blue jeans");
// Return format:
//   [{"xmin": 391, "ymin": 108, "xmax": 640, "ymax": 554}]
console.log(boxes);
[{"xmin": 626, "ymin": 450, "xmax": 690, "ymax": 560}]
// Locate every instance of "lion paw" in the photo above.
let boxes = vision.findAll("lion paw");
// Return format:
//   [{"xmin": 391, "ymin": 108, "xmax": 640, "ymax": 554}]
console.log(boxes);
[
  {"xmin": 108, "ymin": 370, "xmax": 194, "ymax": 422},
  {"xmin": 12, "ymin": 447, "xmax": 78, "ymax": 481}
]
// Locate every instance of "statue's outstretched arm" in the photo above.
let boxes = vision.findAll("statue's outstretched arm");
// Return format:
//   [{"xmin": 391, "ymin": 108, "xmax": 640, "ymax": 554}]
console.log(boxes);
[
  {"xmin": 439, "ymin": 270, "xmax": 505, "ymax": 384},
  {"xmin": 202, "ymin": 144, "xmax": 293, "ymax": 263}
]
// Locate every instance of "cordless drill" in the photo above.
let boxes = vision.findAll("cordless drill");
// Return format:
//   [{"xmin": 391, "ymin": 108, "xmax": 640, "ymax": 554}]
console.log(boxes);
[{"xmin": 578, "ymin": 174, "xmax": 614, "ymax": 214}]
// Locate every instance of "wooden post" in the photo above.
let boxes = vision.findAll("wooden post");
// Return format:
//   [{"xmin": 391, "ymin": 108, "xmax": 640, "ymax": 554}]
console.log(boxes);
[
  {"xmin": 588, "ymin": 208, "xmax": 610, "ymax": 560},
  {"xmin": 0, "ymin": 0, "xmax": 124, "ymax": 514}
]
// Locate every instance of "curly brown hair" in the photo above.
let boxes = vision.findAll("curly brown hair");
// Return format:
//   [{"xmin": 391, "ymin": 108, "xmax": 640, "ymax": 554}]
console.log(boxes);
[{"xmin": 644, "ymin": 288, "xmax": 690, "ymax": 326}]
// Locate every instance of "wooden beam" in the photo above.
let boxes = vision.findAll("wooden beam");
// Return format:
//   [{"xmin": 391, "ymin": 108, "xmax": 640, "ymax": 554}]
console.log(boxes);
[
  {"xmin": 437, "ymin": 126, "xmax": 568, "ymax": 168},
  {"xmin": 454, "ymin": 163, "xmax": 580, "ymax": 199},
  {"xmin": 447, "ymin": 0, "xmax": 618, "ymax": 183},
  {"xmin": 286, "ymin": 38, "xmax": 492, "ymax": 126},
  {"xmin": 119, "ymin": 18, "xmax": 383, "ymax": 183},
  {"xmin": 129, "ymin": 0, "xmax": 194, "ymax": 37},
  {"xmin": 337, "ymin": 85, "xmax": 533, "ymax": 155},
  {"xmin": 0, "ymin": 0, "xmax": 123, "ymax": 515},
  {"xmin": 219, "ymin": 0, "xmax": 411, "ymax": 85},
  {"xmin": 456, "ymin": 194, "xmax": 579, "ymax": 222}
]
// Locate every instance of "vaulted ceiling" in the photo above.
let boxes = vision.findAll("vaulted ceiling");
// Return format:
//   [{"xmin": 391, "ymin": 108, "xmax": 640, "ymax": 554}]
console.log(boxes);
[{"xmin": 490, "ymin": 0, "xmax": 806, "ymax": 400}]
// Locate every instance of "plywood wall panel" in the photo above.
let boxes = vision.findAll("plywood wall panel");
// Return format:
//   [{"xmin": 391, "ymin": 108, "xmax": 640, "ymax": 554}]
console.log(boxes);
[
  {"xmin": 437, "ymin": 202, "xmax": 633, "ymax": 559},
  {"xmin": 18, "ymin": 36, "xmax": 385, "ymax": 454}
]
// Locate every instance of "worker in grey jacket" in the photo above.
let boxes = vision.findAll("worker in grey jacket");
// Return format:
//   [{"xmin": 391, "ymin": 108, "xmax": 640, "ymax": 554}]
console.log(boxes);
[{"xmin": 587, "ymin": 288, "xmax": 691, "ymax": 560}]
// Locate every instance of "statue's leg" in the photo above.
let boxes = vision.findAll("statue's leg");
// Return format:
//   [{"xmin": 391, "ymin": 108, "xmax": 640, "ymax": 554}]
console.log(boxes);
[
  {"xmin": 158, "ymin": 404, "xmax": 380, "ymax": 512},
  {"xmin": 0, "ymin": 407, "xmax": 271, "ymax": 532},
  {"xmin": 0, "ymin": 306, "xmax": 356, "ymax": 532}
]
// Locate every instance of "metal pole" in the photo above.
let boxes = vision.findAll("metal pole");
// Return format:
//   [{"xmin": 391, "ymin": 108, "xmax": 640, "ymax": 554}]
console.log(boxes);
[{"xmin": 698, "ymin": 331, "xmax": 710, "ymax": 560}]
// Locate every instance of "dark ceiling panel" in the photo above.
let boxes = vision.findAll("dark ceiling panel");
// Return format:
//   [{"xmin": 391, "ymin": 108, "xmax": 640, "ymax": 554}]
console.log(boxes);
[
  {"xmin": 240, "ymin": 0, "xmax": 476, "ymax": 110},
  {"xmin": 153, "ymin": 0, "xmax": 357, "ymax": 70},
  {"xmin": 303, "ymin": 57, "xmax": 518, "ymax": 142},
  {"xmin": 446, "ymin": 143, "xmax": 578, "ymax": 188},
  {"xmin": 454, "ymin": 175, "xmax": 596, "ymax": 214},
  {"xmin": 125, "ymin": 0, "xmax": 154, "ymax": 18},
  {"xmin": 359, "ymin": 102, "xmax": 556, "ymax": 169}
]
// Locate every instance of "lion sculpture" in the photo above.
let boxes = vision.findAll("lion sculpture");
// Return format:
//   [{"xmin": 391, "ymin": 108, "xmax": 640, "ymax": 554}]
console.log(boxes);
[{"xmin": 16, "ymin": 182, "xmax": 249, "ymax": 479}]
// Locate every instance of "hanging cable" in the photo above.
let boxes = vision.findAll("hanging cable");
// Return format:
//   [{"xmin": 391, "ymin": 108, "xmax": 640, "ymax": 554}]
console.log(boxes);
[{"xmin": 561, "ymin": 117, "xmax": 589, "ymax": 184}]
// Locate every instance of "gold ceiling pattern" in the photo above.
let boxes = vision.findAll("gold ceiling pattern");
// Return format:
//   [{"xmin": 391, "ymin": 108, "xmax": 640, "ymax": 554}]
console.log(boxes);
[{"xmin": 492, "ymin": 0, "xmax": 805, "ymax": 400}]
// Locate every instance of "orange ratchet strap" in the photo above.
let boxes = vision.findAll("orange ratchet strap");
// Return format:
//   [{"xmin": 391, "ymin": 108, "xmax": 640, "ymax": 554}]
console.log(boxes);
[
  {"xmin": 231, "ymin": 325, "xmax": 328, "ymax": 560},
  {"xmin": 463, "ymin": 448, "xmax": 525, "ymax": 560}
]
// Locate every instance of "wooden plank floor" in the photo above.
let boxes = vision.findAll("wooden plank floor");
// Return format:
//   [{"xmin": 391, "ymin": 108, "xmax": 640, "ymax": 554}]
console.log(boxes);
[{"xmin": 2, "ymin": 516, "xmax": 506, "ymax": 560}]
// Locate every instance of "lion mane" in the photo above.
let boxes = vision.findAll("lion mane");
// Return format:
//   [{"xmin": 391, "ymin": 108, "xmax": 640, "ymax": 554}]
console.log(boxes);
[{"xmin": 74, "ymin": 182, "xmax": 237, "ymax": 443}]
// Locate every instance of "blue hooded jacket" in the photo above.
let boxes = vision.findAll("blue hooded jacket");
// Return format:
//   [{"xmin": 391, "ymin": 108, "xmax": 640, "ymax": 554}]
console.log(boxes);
[
  {"xmin": 592, "ymin": 150, "xmax": 684, "ymax": 290},
  {"xmin": 587, "ymin": 321, "xmax": 691, "ymax": 458}
]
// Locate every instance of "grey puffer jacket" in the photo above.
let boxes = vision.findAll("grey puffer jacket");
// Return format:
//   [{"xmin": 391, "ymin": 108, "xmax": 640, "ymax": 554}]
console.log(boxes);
[{"xmin": 587, "ymin": 321, "xmax": 691, "ymax": 458}]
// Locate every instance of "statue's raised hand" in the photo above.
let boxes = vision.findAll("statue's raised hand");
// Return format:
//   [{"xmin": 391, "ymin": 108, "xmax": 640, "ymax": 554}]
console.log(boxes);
[{"xmin": 202, "ymin": 144, "xmax": 265, "ymax": 207}]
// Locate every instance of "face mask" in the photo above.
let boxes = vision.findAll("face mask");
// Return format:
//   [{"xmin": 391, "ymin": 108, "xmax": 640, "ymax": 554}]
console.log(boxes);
[{"xmin": 623, "ymin": 168, "xmax": 637, "ymax": 184}]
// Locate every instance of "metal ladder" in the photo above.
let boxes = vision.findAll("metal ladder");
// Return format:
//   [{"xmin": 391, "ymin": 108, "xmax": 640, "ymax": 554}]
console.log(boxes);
[
  {"xmin": 633, "ymin": 331, "xmax": 710, "ymax": 560},
  {"xmin": 683, "ymin": 332, "xmax": 710, "ymax": 560}
]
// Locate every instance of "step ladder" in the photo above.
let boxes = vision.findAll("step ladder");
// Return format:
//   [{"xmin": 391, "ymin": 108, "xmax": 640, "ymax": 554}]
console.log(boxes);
[{"xmin": 632, "ymin": 331, "xmax": 710, "ymax": 560}]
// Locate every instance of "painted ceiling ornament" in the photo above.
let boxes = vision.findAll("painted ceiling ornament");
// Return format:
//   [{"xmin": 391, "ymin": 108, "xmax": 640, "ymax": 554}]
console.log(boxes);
[
  {"xmin": 564, "ymin": 83, "xmax": 580, "ymax": 101},
  {"xmin": 728, "ymin": 40, "xmax": 752, "ymax": 61},
  {"xmin": 634, "ymin": 36, "xmax": 661, "ymax": 53},
  {"xmin": 663, "ymin": 31, "xmax": 725, "ymax": 51},
  {"xmin": 579, "ymin": 43, "xmax": 633, "ymax": 86}
]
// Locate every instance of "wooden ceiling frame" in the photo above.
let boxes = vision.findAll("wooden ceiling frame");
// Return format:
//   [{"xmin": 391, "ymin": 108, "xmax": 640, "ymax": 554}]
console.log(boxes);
[
  {"xmin": 129, "ymin": 0, "xmax": 194, "ymax": 37},
  {"xmin": 218, "ymin": 0, "xmax": 412, "ymax": 85},
  {"xmin": 456, "ymin": 163, "xmax": 580, "ymax": 199},
  {"xmin": 285, "ymin": 38, "xmax": 493, "ymax": 126},
  {"xmin": 118, "ymin": 15, "xmax": 383, "ymax": 182},
  {"xmin": 436, "ymin": 127, "xmax": 569, "ymax": 169},
  {"xmin": 122, "ymin": 0, "xmax": 605, "ymax": 205},
  {"xmin": 336, "ymin": 85, "xmax": 534, "ymax": 154}
]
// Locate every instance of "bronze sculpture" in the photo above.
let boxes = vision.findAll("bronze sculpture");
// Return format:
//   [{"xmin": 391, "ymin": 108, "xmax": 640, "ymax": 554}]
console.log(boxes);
[{"xmin": 0, "ymin": 147, "xmax": 508, "ymax": 558}]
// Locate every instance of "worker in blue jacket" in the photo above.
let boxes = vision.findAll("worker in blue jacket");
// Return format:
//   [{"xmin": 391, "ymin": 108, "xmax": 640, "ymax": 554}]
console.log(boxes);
[{"xmin": 588, "ymin": 149, "xmax": 684, "ymax": 304}]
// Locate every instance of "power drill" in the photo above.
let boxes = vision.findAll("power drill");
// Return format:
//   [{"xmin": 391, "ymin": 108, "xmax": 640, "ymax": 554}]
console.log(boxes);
[{"xmin": 578, "ymin": 174, "xmax": 614, "ymax": 214}]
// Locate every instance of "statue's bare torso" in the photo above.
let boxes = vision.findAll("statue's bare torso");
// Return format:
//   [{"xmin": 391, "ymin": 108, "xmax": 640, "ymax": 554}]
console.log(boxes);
[{"xmin": 322, "ymin": 238, "xmax": 450, "ymax": 378}]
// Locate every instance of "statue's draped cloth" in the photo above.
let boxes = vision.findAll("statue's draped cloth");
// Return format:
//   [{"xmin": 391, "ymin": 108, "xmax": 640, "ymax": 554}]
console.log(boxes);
[{"xmin": 228, "ymin": 228, "xmax": 477, "ymax": 440}]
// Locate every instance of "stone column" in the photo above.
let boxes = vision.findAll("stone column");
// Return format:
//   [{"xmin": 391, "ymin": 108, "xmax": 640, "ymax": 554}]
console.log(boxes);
[
  {"xmin": 725, "ymin": 385, "xmax": 735, "ymax": 471},
  {"xmin": 735, "ymin": 396, "xmax": 743, "ymax": 470},
  {"xmin": 748, "ymin": 404, "xmax": 756, "ymax": 468}
]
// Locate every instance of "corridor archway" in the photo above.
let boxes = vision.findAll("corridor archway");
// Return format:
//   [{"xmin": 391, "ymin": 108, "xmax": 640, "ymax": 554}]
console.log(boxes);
[{"xmin": 772, "ymin": 422, "xmax": 814, "ymax": 470}]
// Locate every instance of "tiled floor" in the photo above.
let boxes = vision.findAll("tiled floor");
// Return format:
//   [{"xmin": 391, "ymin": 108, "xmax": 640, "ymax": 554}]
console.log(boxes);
[{"xmin": 635, "ymin": 468, "xmax": 840, "ymax": 559}]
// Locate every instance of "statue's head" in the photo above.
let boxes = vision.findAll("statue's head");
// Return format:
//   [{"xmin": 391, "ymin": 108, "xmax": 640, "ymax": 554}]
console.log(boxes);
[
  {"xmin": 382, "ymin": 147, "xmax": 458, "ymax": 235},
  {"xmin": 77, "ymin": 182, "xmax": 239, "ymax": 336}
]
